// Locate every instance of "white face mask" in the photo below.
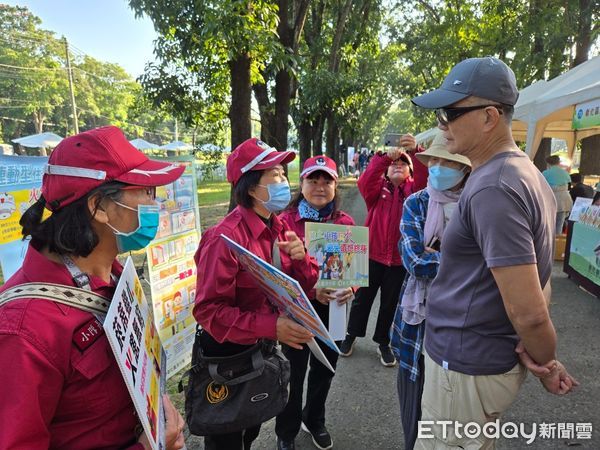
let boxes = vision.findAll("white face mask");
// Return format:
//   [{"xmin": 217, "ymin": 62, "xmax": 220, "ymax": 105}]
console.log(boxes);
[{"xmin": 257, "ymin": 182, "xmax": 291, "ymax": 212}]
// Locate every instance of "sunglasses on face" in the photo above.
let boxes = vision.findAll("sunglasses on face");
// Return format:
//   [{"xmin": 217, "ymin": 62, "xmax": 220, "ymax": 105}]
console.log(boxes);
[
  {"xmin": 435, "ymin": 104, "xmax": 503, "ymax": 126},
  {"xmin": 390, "ymin": 158, "xmax": 409, "ymax": 167}
]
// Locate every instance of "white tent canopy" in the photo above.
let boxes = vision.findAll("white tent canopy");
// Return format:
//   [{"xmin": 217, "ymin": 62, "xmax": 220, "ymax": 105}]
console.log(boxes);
[
  {"xmin": 512, "ymin": 56, "xmax": 600, "ymax": 159},
  {"xmin": 415, "ymin": 128, "xmax": 438, "ymax": 146},
  {"xmin": 198, "ymin": 143, "xmax": 222, "ymax": 152},
  {"xmin": 129, "ymin": 138, "xmax": 160, "ymax": 150},
  {"xmin": 12, "ymin": 132, "xmax": 63, "ymax": 148},
  {"xmin": 161, "ymin": 140, "xmax": 194, "ymax": 151}
]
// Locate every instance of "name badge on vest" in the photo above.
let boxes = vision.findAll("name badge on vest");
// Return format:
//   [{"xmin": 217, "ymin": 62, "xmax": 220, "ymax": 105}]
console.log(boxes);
[{"xmin": 73, "ymin": 318, "xmax": 104, "ymax": 352}]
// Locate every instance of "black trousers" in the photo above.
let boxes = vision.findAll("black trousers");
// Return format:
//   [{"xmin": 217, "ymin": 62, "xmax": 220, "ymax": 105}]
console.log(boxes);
[
  {"xmin": 199, "ymin": 331, "xmax": 262, "ymax": 450},
  {"xmin": 397, "ymin": 353, "xmax": 425, "ymax": 450},
  {"xmin": 204, "ymin": 425, "xmax": 261, "ymax": 450},
  {"xmin": 275, "ymin": 301, "xmax": 340, "ymax": 440},
  {"xmin": 347, "ymin": 259, "xmax": 406, "ymax": 345}
]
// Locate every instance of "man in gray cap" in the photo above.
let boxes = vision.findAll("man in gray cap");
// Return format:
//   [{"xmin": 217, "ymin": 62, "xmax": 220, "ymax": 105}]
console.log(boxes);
[{"xmin": 411, "ymin": 57, "xmax": 578, "ymax": 449}]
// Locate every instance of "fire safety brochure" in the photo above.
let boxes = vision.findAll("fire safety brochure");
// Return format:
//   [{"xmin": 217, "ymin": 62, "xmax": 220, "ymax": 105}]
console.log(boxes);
[
  {"xmin": 104, "ymin": 257, "xmax": 166, "ymax": 450},
  {"xmin": 221, "ymin": 234, "xmax": 338, "ymax": 373}
]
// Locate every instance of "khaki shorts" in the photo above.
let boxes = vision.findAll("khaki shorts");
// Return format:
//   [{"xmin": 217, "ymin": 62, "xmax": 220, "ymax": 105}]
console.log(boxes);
[{"xmin": 414, "ymin": 352, "xmax": 527, "ymax": 450}]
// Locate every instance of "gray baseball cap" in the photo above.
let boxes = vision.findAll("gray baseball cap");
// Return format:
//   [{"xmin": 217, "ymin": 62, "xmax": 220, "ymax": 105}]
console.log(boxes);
[{"xmin": 412, "ymin": 57, "xmax": 519, "ymax": 109}]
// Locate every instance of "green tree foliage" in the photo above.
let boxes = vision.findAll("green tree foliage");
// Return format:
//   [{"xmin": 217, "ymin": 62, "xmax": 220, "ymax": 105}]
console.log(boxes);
[
  {"xmin": 0, "ymin": 5, "xmax": 197, "ymax": 147},
  {"xmin": 385, "ymin": 0, "xmax": 599, "ymax": 136},
  {"xmin": 0, "ymin": 5, "xmax": 67, "ymax": 139},
  {"xmin": 129, "ymin": 0, "xmax": 284, "ymax": 148}
]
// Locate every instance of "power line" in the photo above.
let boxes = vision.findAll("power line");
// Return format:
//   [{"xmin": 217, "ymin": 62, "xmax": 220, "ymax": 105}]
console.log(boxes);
[
  {"xmin": 73, "ymin": 67, "xmax": 134, "ymax": 85},
  {"xmin": 76, "ymin": 108, "xmax": 195, "ymax": 139},
  {"xmin": 0, "ymin": 63, "xmax": 64, "ymax": 72},
  {"xmin": 0, "ymin": 104, "xmax": 61, "ymax": 109}
]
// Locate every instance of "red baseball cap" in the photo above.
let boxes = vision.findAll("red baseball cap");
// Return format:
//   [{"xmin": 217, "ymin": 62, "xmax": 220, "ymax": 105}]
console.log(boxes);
[
  {"xmin": 226, "ymin": 138, "xmax": 295, "ymax": 186},
  {"xmin": 42, "ymin": 126, "xmax": 185, "ymax": 210},
  {"xmin": 301, "ymin": 155, "xmax": 338, "ymax": 180}
]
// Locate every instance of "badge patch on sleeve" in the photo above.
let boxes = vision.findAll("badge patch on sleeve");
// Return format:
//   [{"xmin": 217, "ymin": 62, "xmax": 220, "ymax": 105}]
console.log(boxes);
[{"xmin": 73, "ymin": 318, "xmax": 104, "ymax": 352}]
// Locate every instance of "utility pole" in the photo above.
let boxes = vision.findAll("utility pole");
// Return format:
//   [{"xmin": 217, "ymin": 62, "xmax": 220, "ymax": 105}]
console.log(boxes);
[
  {"xmin": 174, "ymin": 117, "xmax": 179, "ymax": 141},
  {"xmin": 63, "ymin": 37, "xmax": 79, "ymax": 134}
]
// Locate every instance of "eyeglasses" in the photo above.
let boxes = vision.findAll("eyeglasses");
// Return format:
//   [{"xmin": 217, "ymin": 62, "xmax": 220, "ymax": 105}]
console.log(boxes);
[
  {"xmin": 435, "ymin": 104, "xmax": 503, "ymax": 126},
  {"xmin": 120, "ymin": 185, "xmax": 157, "ymax": 200}
]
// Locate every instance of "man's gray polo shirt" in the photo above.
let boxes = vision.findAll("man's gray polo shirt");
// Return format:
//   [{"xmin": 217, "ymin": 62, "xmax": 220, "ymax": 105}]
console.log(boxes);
[{"xmin": 425, "ymin": 150, "xmax": 556, "ymax": 375}]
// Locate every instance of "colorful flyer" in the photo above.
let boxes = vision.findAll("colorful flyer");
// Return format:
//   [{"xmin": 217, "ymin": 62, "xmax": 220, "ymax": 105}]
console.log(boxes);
[
  {"xmin": 104, "ymin": 257, "xmax": 166, "ymax": 450},
  {"xmin": 305, "ymin": 222, "xmax": 369, "ymax": 288},
  {"xmin": 569, "ymin": 197, "xmax": 593, "ymax": 222},
  {"xmin": 146, "ymin": 156, "xmax": 201, "ymax": 378},
  {"xmin": 221, "ymin": 234, "xmax": 338, "ymax": 372},
  {"xmin": 0, "ymin": 155, "xmax": 48, "ymax": 281}
]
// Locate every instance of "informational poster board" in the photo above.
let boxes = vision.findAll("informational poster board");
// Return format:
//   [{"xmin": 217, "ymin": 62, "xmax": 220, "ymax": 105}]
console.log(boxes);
[
  {"xmin": 573, "ymin": 98, "xmax": 600, "ymax": 130},
  {"xmin": 146, "ymin": 156, "xmax": 201, "ymax": 378},
  {"xmin": 305, "ymin": 222, "xmax": 369, "ymax": 288},
  {"xmin": 568, "ymin": 206, "xmax": 600, "ymax": 286},
  {"xmin": 105, "ymin": 257, "xmax": 166, "ymax": 450},
  {"xmin": 0, "ymin": 155, "xmax": 47, "ymax": 281},
  {"xmin": 221, "ymin": 234, "xmax": 338, "ymax": 372}
]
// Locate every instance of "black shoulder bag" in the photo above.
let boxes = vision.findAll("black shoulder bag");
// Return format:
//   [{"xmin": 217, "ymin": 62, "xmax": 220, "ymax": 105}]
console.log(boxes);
[{"xmin": 181, "ymin": 330, "xmax": 290, "ymax": 436}]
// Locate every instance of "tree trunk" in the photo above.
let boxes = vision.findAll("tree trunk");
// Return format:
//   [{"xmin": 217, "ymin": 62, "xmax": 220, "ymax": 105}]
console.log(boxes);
[
  {"xmin": 529, "ymin": 0, "xmax": 546, "ymax": 83},
  {"xmin": 229, "ymin": 54, "xmax": 252, "ymax": 148},
  {"xmin": 298, "ymin": 119, "xmax": 312, "ymax": 169},
  {"xmin": 329, "ymin": 0, "xmax": 354, "ymax": 73},
  {"xmin": 272, "ymin": 0, "xmax": 292, "ymax": 151},
  {"xmin": 253, "ymin": 81, "xmax": 276, "ymax": 144},
  {"xmin": 579, "ymin": 135, "xmax": 600, "ymax": 175},
  {"xmin": 33, "ymin": 111, "xmax": 43, "ymax": 134},
  {"xmin": 228, "ymin": 53, "xmax": 252, "ymax": 211},
  {"xmin": 572, "ymin": 0, "xmax": 592, "ymax": 67},
  {"xmin": 533, "ymin": 138, "xmax": 552, "ymax": 172},
  {"xmin": 325, "ymin": 112, "xmax": 337, "ymax": 160},
  {"xmin": 274, "ymin": 69, "xmax": 291, "ymax": 151},
  {"xmin": 312, "ymin": 116, "xmax": 324, "ymax": 155}
]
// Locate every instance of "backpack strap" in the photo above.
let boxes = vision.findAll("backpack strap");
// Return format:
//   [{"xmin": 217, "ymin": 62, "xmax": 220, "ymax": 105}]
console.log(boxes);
[{"xmin": 0, "ymin": 282, "xmax": 110, "ymax": 315}]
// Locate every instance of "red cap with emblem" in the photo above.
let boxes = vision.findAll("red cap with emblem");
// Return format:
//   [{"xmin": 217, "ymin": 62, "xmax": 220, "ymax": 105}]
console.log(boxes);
[
  {"xmin": 42, "ymin": 126, "xmax": 185, "ymax": 210},
  {"xmin": 226, "ymin": 138, "xmax": 296, "ymax": 186},
  {"xmin": 300, "ymin": 155, "xmax": 338, "ymax": 180}
]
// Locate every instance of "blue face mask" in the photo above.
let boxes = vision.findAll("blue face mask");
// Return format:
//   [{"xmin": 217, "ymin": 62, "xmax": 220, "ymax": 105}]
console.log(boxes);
[
  {"xmin": 258, "ymin": 182, "xmax": 291, "ymax": 212},
  {"xmin": 107, "ymin": 202, "xmax": 160, "ymax": 253},
  {"xmin": 428, "ymin": 165, "xmax": 466, "ymax": 191}
]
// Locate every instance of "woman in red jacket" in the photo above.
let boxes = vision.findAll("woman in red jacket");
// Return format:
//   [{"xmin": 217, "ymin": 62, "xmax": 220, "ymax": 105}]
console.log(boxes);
[
  {"xmin": 193, "ymin": 138, "xmax": 319, "ymax": 450},
  {"xmin": 0, "ymin": 126, "xmax": 186, "ymax": 450},
  {"xmin": 340, "ymin": 134, "xmax": 427, "ymax": 366},
  {"xmin": 274, "ymin": 156, "xmax": 354, "ymax": 450}
]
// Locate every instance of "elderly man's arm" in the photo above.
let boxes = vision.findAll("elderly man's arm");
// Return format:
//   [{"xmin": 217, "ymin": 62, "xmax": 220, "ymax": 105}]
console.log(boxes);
[
  {"xmin": 491, "ymin": 264, "xmax": 557, "ymax": 364},
  {"xmin": 492, "ymin": 265, "xmax": 578, "ymax": 395}
]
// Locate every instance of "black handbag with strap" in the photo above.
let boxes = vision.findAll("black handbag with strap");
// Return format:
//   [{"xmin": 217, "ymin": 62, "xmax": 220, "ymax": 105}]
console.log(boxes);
[{"xmin": 182, "ymin": 329, "xmax": 290, "ymax": 436}]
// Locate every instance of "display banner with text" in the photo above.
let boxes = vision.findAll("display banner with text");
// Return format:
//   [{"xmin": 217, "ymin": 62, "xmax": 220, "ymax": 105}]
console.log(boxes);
[
  {"xmin": 146, "ymin": 156, "xmax": 201, "ymax": 378},
  {"xmin": 0, "ymin": 155, "xmax": 47, "ymax": 281}
]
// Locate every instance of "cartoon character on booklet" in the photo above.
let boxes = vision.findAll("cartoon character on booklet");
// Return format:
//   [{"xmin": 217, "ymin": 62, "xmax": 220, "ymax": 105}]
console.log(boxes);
[{"xmin": 325, "ymin": 254, "xmax": 344, "ymax": 280}]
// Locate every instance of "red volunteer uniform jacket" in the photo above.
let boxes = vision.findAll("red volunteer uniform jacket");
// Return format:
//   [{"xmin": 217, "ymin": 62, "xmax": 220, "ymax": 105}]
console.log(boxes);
[
  {"xmin": 193, "ymin": 205, "xmax": 319, "ymax": 344},
  {"xmin": 358, "ymin": 149, "xmax": 427, "ymax": 266},
  {"xmin": 278, "ymin": 207, "xmax": 355, "ymax": 299},
  {"xmin": 0, "ymin": 244, "xmax": 142, "ymax": 450}
]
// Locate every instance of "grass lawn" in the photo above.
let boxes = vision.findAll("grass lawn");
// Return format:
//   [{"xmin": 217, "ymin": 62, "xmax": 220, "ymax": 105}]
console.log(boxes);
[{"xmin": 197, "ymin": 163, "xmax": 302, "ymax": 229}]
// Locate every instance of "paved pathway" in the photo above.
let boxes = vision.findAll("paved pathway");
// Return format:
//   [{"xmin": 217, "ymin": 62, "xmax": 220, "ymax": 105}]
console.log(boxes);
[{"xmin": 186, "ymin": 181, "xmax": 600, "ymax": 449}]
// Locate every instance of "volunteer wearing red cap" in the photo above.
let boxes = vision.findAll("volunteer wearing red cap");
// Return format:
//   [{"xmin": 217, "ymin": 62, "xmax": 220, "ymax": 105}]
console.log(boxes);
[
  {"xmin": 0, "ymin": 126, "xmax": 186, "ymax": 449},
  {"xmin": 274, "ymin": 156, "xmax": 354, "ymax": 450},
  {"xmin": 193, "ymin": 138, "xmax": 319, "ymax": 450},
  {"xmin": 340, "ymin": 135, "xmax": 428, "ymax": 367}
]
